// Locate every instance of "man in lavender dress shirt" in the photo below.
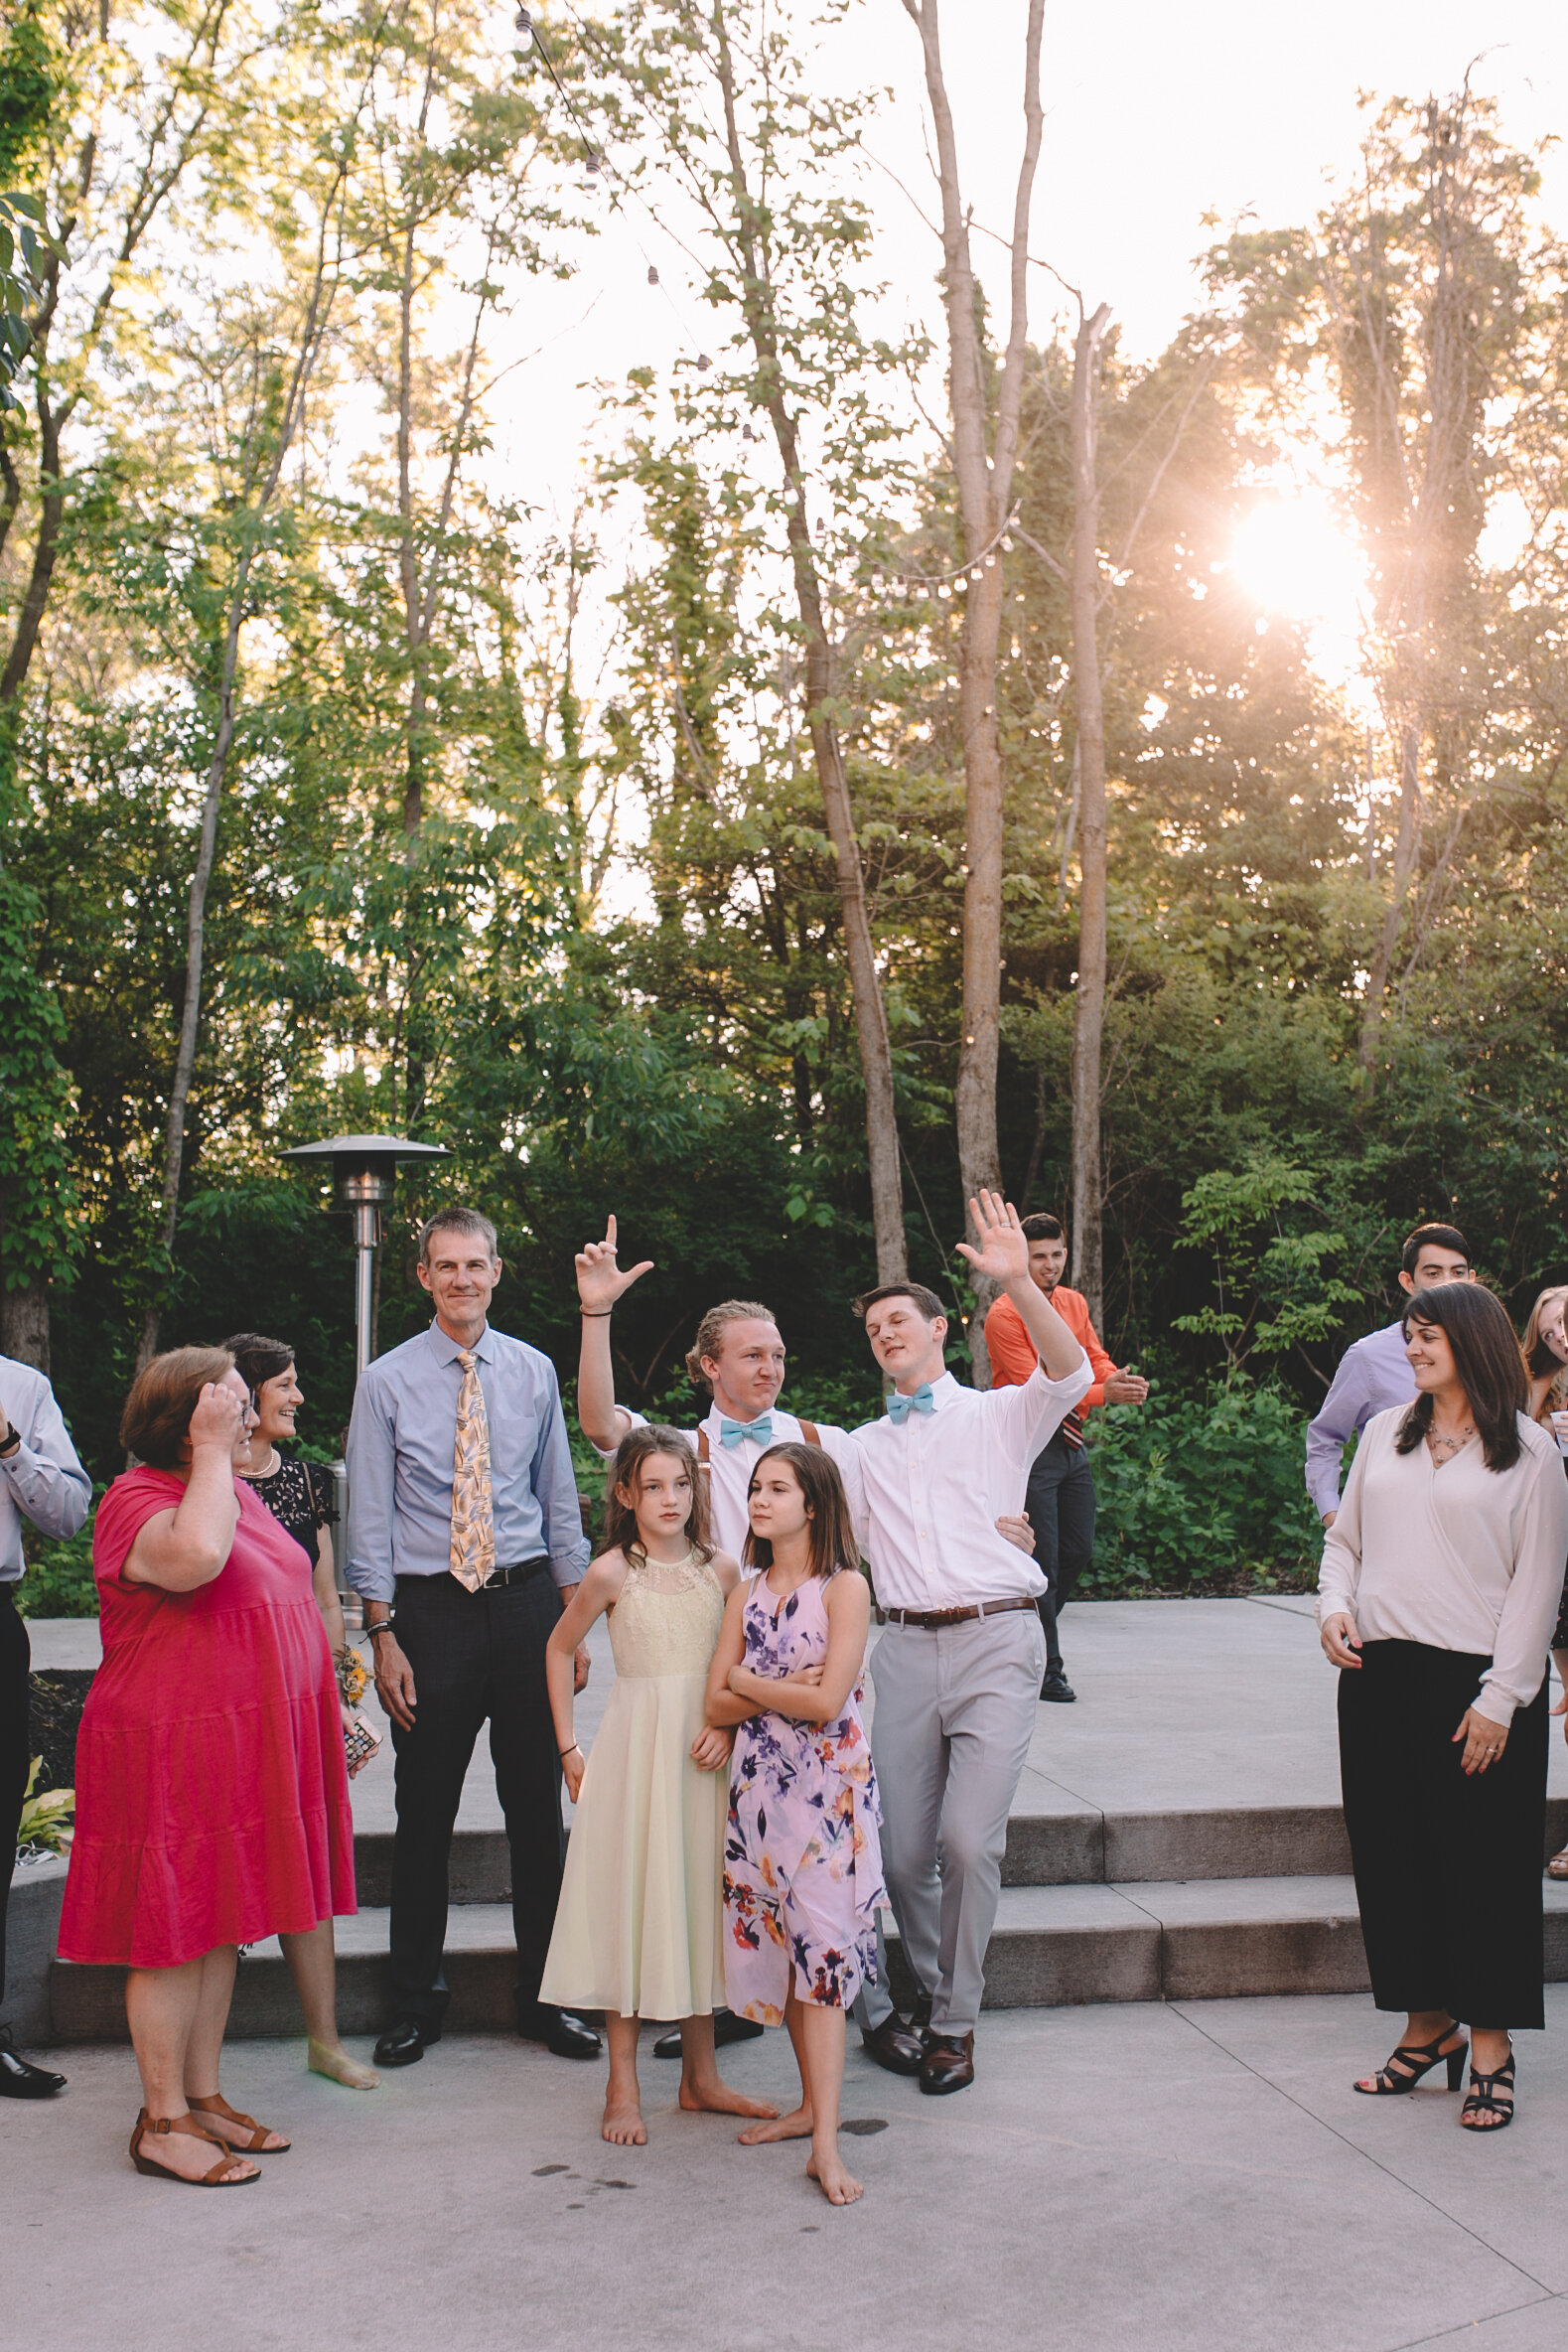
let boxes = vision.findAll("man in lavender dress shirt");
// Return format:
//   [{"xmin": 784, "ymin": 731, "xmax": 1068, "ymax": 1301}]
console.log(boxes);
[{"xmin": 1305, "ymin": 1223, "xmax": 1473, "ymax": 1527}]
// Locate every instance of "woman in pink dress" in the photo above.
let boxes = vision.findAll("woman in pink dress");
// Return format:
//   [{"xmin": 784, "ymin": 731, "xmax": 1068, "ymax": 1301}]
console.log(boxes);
[{"xmin": 58, "ymin": 1347, "xmax": 356, "ymax": 2185}]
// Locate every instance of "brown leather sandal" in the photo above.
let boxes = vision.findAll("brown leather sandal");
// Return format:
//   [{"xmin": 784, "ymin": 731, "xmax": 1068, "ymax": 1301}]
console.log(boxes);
[
  {"xmin": 186, "ymin": 2092, "xmax": 291, "ymax": 2152},
  {"xmin": 1546, "ymin": 1849, "xmax": 1568, "ymax": 1880},
  {"xmin": 130, "ymin": 2109, "xmax": 259, "ymax": 2185}
]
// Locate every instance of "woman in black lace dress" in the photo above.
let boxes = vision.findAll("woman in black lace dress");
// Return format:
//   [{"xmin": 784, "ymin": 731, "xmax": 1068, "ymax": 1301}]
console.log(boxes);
[{"xmin": 224, "ymin": 1333, "xmax": 379, "ymax": 2090}]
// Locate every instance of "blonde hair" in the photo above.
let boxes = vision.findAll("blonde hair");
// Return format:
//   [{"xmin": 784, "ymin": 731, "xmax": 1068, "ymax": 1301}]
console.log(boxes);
[
  {"xmin": 684, "ymin": 1300, "xmax": 778, "ymax": 1391},
  {"xmin": 1521, "ymin": 1285, "xmax": 1568, "ymax": 1420}
]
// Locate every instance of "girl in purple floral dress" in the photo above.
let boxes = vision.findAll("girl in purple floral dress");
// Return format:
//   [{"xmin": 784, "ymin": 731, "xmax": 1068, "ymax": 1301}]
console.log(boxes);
[{"xmin": 706, "ymin": 1443, "xmax": 887, "ymax": 2207}]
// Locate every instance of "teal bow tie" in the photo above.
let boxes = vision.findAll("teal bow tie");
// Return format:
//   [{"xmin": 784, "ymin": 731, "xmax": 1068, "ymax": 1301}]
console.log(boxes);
[
  {"xmin": 720, "ymin": 1413, "xmax": 774, "ymax": 1449},
  {"xmin": 887, "ymin": 1384, "xmax": 935, "ymax": 1425}
]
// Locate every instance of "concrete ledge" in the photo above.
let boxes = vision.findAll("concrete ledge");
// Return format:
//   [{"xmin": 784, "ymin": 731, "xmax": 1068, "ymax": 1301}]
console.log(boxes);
[
  {"xmin": 351, "ymin": 1829, "xmax": 511, "ymax": 1907},
  {"xmin": 1104, "ymin": 1805, "xmax": 1354, "ymax": 1882},
  {"xmin": 5, "ymin": 1856, "xmax": 69, "ymax": 2042}
]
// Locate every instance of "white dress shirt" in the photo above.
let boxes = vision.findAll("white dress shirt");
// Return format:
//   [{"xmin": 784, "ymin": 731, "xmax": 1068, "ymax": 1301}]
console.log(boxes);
[
  {"xmin": 0, "ymin": 1357, "xmax": 91, "ymax": 1582},
  {"xmin": 603, "ymin": 1402, "xmax": 868, "ymax": 1561},
  {"xmin": 1318, "ymin": 1404, "xmax": 1568, "ymax": 1726},
  {"xmin": 854, "ymin": 1359, "xmax": 1091, "ymax": 1613}
]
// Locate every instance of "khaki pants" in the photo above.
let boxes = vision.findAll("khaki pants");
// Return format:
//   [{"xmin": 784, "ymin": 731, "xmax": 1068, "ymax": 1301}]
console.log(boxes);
[{"xmin": 863, "ymin": 1610, "xmax": 1044, "ymax": 2036}]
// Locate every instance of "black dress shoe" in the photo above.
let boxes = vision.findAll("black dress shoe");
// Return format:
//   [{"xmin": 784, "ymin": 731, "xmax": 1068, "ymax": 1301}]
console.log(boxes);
[
  {"xmin": 1040, "ymin": 1667, "xmax": 1076, "ymax": 1703},
  {"xmin": 653, "ymin": 2006, "xmax": 765, "ymax": 2059},
  {"xmin": 919, "ymin": 2030, "xmax": 975, "ymax": 2096},
  {"xmin": 860, "ymin": 2014, "xmax": 927, "ymax": 2077},
  {"xmin": 0, "ymin": 2025, "xmax": 66, "ymax": 2098},
  {"xmin": 519, "ymin": 2004, "xmax": 601, "ymax": 2060},
  {"xmin": 373, "ymin": 2016, "xmax": 440, "ymax": 2067}
]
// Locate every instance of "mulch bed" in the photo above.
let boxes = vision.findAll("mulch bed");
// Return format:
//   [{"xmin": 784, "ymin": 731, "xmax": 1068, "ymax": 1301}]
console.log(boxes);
[{"xmin": 26, "ymin": 1671, "xmax": 94, "ymax": 1794}]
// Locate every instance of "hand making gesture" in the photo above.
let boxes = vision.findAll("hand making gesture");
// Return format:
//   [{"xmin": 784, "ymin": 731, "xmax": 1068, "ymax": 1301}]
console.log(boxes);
[
  {"xmin": 959, "ymin": 1189, "xmax": 1085, "ymax": 1384},
  {"xmin": 575, "ymin": 1215, "xmax": 654, "ymax": 1316},
  {"xmin": 955, "ymin": 1189, "xmax": 1031, "ymax": 1287}
]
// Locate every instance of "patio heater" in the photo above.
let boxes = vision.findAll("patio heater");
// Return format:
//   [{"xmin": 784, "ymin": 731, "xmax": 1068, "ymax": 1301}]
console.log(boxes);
[{"xmin": 281, "ymin": 1131, "xmax": 451, "ymax": 1384}]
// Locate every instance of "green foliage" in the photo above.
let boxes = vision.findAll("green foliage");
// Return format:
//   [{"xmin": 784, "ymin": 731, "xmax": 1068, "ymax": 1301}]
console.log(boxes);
[
  {"xmin": 1173, "ymin": 1152, "xmax": 1360, "ymax": 1373},
  {"xmin": 16, "ymin": 1756, "xmax": 74, "ymax": 1858},
  {"xmin": 1083, "ymin": 1384, "xmax": 1326, "ymax": 1594},
  {"xmin": 16, "ymin": 1489, "xmax": 100, "ymax": 1618}
]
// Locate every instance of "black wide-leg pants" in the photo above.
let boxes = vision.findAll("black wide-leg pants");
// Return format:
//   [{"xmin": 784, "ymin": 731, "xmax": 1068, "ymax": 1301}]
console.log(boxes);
[
  {"xmin": 0, "ymin": 1589, "xmax": 31, "ymax": 2008},
  {"xmin": 386, "ymin": 1568, "xmax": 566, "ymax": 2026},
  {"xmin": 1339, "ymin": 1638, "xmax": 1548, "ymax": 2030}
]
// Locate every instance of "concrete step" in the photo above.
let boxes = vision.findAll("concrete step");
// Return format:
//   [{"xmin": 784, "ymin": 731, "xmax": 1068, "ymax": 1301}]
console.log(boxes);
[
  {"xmin": 51, "ymin": 1879, "xmax": 1568, "ymax": 2040},
  {"xmin": 381, "ymin": 1790, "xmax": 1568, "ymax": 1903}
]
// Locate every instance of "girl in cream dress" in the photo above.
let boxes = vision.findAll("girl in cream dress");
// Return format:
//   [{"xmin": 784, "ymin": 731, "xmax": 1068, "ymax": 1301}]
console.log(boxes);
[{"xmin": 541, "ymin": 1426, "xmax": 778, "ymax": 2146}]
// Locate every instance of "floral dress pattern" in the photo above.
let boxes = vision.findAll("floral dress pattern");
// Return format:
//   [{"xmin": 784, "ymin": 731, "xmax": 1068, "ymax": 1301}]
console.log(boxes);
[{"xmin": 724, "ymin": 1568, "xmax": 887, "ymax": 2020}]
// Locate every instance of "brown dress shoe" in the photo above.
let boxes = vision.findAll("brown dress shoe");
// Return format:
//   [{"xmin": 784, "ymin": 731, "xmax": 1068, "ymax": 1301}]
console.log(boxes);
[
  {"xmin": 919, "ymin": 2031, "xmax": 975, "ymax": 2096},
  {"xmin": 861, "ymin": 2014, "xmax": 927, "ymax": 2077}
]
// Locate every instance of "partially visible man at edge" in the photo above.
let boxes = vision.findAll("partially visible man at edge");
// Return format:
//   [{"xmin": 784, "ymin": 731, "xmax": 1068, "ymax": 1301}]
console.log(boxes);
[
  {"xmin": 0, "ymin": 1347, "xmax": 91, "ymax": 2098},
  {"xmin": 984, "ymin": 1212, "xmax": 1149, "ymax": 1704},
  {"xmin": 1305, "ymin": 1223, "xmax": 1474, "ymax": 1532}
]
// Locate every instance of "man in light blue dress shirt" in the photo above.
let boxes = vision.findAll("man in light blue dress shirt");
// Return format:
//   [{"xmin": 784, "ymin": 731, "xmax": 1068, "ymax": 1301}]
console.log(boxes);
[
  {"xmin": 347, "ymin": 1205, "xmax": 599, "ymax": 2067},
  {"xmin": 1, "ymin": 1352, "xmax": 91, "ymax": 2099},
  {"xmin": 1305, "ymin": 1223, "xmax": 1473, "ymax": 1525}
]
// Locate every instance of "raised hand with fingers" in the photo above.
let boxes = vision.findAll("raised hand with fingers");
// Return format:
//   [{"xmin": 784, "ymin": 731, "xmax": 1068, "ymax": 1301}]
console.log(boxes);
[
  {"xmin": 575, "ymin": 1214, "xmax": 654, "ymax": 1316},
  {"xmin": 954, "ymin": 1189, "xmax": 1030, "ymax": 1287}
]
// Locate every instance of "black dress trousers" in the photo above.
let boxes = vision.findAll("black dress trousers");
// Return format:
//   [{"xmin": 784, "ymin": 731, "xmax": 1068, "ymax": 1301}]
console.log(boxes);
[
  {"xmin": 0, "ymin": 1588, "xmax": 32, "ymax": 2006},
  {"xmin": 386, "ymin": 1568, "xmax": 566, "ymax": 2026},
  {"xmin": 1338, "ymin": 1638, "xmax": 1549, "ymax": 2030},
  {"xmin": 1025, "ymin": 1430, "xmax": 1096, "ymax": 1671}
]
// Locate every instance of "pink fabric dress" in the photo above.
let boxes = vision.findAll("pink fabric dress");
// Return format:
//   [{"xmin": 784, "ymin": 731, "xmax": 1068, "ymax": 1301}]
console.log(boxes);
[{"xmin": 57, "ymin": 1469, "xmax": 356, "ymax": 1968}]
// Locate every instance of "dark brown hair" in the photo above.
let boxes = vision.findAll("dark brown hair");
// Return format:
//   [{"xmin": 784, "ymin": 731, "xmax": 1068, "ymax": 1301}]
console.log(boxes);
[
  {"xmin": 120, "ymin": 1347, "xmax": 237, "ymax": 1470},
  {"xmin": 1400, "ymin": 1221, "xmax": 1469, "ymax": 1277},
  {"xmin": 600, "ymin": 1424, "xmax": 714, "ymax": 1563},
  {"xmin": 221, "ymin": 1332, "xmax": 295, "ymax": 1393},
  {"xmin": 852, "ymin": 1281, "xmax": 946, "ymax": 1325},
  {"xmin": 1394, "ymin": 1283, "xmax": 1527, "ymax": 1471},
  {"xmin": 743, "ymin": 1442, "xmax": 859, "ymax": 1581},
  {"xmin": 683, "ymin": 1300, "xmax": 778, "ymax": 1390},
  {"xmin": 1021, "ymin": 1213, "xmax": 1065, "ymax": 1244}
]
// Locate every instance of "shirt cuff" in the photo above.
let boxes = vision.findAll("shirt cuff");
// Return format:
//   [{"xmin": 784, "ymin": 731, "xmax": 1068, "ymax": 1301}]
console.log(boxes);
[{"xmin": 1472, "ymin": 1682, "xmax": 1518, "ymax": 1730}]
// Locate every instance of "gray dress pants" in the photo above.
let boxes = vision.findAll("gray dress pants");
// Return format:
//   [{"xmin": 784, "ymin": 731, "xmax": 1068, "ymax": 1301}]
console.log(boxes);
[{"xmin": 863, "ymin": 1609, "xmax": 1045, "ymax": 2036}]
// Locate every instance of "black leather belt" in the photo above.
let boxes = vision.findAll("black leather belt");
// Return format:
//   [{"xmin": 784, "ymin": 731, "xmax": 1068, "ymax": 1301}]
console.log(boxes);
[
  {"xmin": 481, "ymin": 1557, "xmax": 551, "ymax": 1589},
  {"xmin": 882, "ymin": 1595, "xmax": 1039, "ymax": 1630}
]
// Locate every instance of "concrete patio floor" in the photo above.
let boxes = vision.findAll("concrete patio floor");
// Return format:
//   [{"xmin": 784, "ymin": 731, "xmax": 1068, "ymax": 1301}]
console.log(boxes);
[{"xmin": 7, "ymin": 1986, "xmax": 1568, "ymax": 2352}]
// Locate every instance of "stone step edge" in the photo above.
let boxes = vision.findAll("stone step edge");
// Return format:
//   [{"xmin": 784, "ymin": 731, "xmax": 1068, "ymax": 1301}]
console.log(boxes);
[
  {"xmin": 349, "ymin": 1794, "xmax": 1568, "ymax": 1896},
  {"xmin": 48, "ymin": 1882, "xmax": 1568, "ymax": 2039}
]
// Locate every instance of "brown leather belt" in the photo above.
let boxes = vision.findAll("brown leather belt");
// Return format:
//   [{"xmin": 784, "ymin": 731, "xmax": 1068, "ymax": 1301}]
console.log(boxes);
[{"xmin": 882, "ymin": 1595, "xmax": 1040, "ymax": 1631}]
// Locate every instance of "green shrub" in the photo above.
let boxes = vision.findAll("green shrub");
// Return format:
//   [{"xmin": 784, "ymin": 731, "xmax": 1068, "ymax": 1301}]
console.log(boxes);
[
  {"xmin": 16, "ymin": 1492, "xmax": 102, "ymax": 1618},
  {"xmin": 1083, "ymin": 1382, "xmax": 1323, "ymax": 1594}
]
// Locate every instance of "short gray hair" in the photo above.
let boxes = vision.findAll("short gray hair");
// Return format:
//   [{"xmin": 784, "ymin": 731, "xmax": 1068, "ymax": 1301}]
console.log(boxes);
[{"xmin": 417, "ymin": 1206, "xmax": 499, "ymax": 1266}]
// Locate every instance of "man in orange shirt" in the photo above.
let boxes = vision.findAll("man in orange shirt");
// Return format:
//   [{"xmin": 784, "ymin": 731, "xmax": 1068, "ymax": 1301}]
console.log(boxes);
[{"xmin": 985, "ymin": 1213, "xmax": 1149, "ymax": 1701}]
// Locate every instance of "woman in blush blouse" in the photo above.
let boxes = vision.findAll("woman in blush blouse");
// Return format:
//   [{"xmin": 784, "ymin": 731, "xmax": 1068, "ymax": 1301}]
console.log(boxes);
[{"xmin": 1319, "ymin": 1281, "xmax": 1568, "ymax": 2135}]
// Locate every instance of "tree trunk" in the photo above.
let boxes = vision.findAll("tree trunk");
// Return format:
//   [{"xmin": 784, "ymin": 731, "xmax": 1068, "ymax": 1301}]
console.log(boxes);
[
  {"xmin": 1068, "ymin": 304, "xmax": 1111, "ymax": 1326},
  {"xmin": 711, "ymin": 8, "xmax": 906, "ymax": 1282},
  {"xmin": 137, "ymin": 562, "xmax": 251, "ymax": 1369},
  {"xmin": 1356, "ymin": 718, "xmax": 1421, "ymax": 1075},
  {"xmin": 903, "ymin": 0, "xmax": 1045, "ymax": 1374},
  {"xmin": 0, "ymin": 1271, "xmax": 50, "ymax": 1373}
]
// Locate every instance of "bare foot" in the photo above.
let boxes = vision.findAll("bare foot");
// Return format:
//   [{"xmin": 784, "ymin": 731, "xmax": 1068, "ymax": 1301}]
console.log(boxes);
[
  {"xmin": 679, "ymin": 2076, "xmax": 780, "ymax": 2121},
  {"xmin": 807, "ymin": 2148, "xmax": 864, "ymax": 2206},
  {"xmin": 602, "ymin": 2097, "xmax": 647, "ymax": 2147},
  {"xmin": 308, "ymin": 2038, "xmax": 380, "ymax": 2091},
  {"xmin": 739, "ymin": 2102, "xmax": 813, "ymax": 2145}
]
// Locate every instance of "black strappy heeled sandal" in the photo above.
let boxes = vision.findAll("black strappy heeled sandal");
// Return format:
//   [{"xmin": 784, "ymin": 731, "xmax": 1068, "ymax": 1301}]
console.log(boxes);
[
  {"xmin": 1353, "ymin": 2027, "xmax": 1468, "ymax": 2096},
  {"xmin": 1460, "ymin": 2046, "xmax": 1514, "ymax": 2132}
]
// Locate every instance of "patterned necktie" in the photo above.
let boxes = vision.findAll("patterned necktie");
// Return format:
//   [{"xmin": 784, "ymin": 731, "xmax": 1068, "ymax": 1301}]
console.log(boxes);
[
  {"xmin": 449, "ymin": 1349, "xmax": 496, "ymax": 1592},
  {"xmin": 886, "ymin": 1383, "xmax": 935, "ymax": 1425}
]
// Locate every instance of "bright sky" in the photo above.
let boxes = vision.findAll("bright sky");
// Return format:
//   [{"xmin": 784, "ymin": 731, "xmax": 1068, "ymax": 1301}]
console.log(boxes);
[{"xmin": 484, "ymin": 0, "xmax": 1567, "ymax": 757}]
